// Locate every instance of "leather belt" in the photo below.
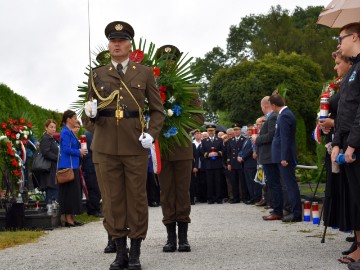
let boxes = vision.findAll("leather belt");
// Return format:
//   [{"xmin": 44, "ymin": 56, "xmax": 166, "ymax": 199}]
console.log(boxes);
[{"xmin": 99, "ymin": 109, "xmax": 139, "ymax": 118}]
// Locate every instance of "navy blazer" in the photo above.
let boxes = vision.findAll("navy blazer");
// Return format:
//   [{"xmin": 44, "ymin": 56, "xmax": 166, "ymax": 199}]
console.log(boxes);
[
  {"xmin": 271, "ymin": 107, "xmax": 297, "ymax": 165},
  {"xmin": 239, "ymin": 137, "xmax": 257, "ymax": 168},
  {"xmin": 255, "ymin": 112, "xmax": 278, "ymax": 165},
  {"xmin": 58, "ymin": 126, "xmax": 81, "ymax": 169},
  {"xmin": 200, "ymin": 137, "xmax": 223, "ymax": 169},
  {"xmin": 227, "ymin": 136, "xmax": 245, "ymax": 169}
]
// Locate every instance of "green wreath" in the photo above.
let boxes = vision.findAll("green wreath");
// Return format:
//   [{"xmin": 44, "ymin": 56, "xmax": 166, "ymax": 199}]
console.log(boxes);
[{"xmin": 72, "ymin": 38, "xmax": 204, "ymax": 156}]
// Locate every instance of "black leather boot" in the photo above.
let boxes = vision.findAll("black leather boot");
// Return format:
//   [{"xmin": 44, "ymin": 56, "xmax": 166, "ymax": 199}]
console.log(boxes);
[
  {"xmin": 177, "ymin": 222, "xmax": 191, "ymax": 252},
  {"xmin": 128, "ymin": 238, "xmax": 142, "ymax": 270},
  {"xmin": 109, "ymin": 237, "xmax": 128, "ymax": 270},
  {"xmin": 163, "ymin": 223, "xmax": 177, "ymax": 252},
  {"xmin": 104, "ymin": 234, "xmax": 117, "ymax": 253}
]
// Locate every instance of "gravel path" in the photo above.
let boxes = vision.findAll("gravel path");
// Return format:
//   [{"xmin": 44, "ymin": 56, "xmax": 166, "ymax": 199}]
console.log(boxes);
[{"xmin": 0, "ymin": 203, "xmax": 351, "ymax": 270}]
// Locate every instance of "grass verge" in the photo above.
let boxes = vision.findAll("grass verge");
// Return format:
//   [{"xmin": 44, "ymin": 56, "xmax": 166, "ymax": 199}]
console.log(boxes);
[{"xmin": 0, "ymin": 230, "xmax": 46, "ymax": 250}]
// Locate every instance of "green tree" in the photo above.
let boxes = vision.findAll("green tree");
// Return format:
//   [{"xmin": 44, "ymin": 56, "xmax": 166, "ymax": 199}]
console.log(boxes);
[{"xmin": 208, "ymin": 52, "xmax": 323, "ymax": 161}]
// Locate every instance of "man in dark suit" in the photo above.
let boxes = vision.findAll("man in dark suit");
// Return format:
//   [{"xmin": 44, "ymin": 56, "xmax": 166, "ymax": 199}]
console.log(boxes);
[
  {"xmin": 238, "ymin": 124, "xmax": 262, "ymax": 204},
  {"xmin": 269, "ymin": 94, "xmax": 302, "ymax": 222},
  {"xmin": 193, "ymin": 129, "xmax": 207, "ymax": 203},
  {"xmin": 200, "ymin": 124, "xmax": 224, "ymax": 204},
  {"xmin": 254, "ymin": 96, "xmax": 283, "ymax": 221},
  {"xmin": 226, "ymin": 123, "xmax": 246, "ymax": 203},
  {"xmin": 84, "ymin": 21, "xmax": 165, "ymax": 270}
]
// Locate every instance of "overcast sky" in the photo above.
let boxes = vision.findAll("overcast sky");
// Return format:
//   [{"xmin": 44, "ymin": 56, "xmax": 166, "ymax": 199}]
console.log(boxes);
[{"xmin": 0, "ymin": 0, "xmax": 330, "ymax": 113}]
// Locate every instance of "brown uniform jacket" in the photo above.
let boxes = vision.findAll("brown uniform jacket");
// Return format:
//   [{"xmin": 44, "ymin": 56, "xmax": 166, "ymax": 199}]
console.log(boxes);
[{"xmin": 85, "ymin": 61, "xmax": 165, "ymax": 156}]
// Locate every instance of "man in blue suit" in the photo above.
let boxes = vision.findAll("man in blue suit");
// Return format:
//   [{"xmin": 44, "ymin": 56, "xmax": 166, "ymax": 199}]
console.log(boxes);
[{"xmin": 269, "ymin": 94, "xmax": 302, "ymax": 222}]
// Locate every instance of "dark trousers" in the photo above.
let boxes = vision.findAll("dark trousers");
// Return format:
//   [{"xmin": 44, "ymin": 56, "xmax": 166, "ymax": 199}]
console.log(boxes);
[
  {"xmin": 231, "ymin": 169, "xmax": 241, "ymax": 202},
  {"xmin": 190, "ymin": 172, "xmax": 196, "ymax": 203},
  {"xmin": 244, "ymin": 167, "xmax": 262, "ymax": 201},
  {"xmin": 83, "ymin": 173, "xmax": 101, "ymax": 215},
  {"xmin": 206, "ymin": 169, "xmax": 222, "ymax": 203},
  {"xmin": 146, "ymin": 172, "xmax": 160, "ymax": 204},
  {"xmin": 196, "ymin": 170, "xmax": 207, "ymax": 202},
  {"xmin": 278, "ymin": 164, "xmax": 302, "ymax": 218},
  {"xmin": 263, "ymin": 164, "xmax": 283, "ymax": 215}
]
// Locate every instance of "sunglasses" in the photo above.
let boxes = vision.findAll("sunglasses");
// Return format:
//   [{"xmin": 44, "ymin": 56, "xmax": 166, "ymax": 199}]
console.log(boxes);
[{"xmin": 337, "ymin": 33, "xmax": 353, "ymax": 44}]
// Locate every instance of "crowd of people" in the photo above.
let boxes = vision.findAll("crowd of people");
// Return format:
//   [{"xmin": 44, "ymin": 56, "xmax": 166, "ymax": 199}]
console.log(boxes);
[{"xmin": 30, "ymin": 21, "xmax": 360, "ymax": 270}]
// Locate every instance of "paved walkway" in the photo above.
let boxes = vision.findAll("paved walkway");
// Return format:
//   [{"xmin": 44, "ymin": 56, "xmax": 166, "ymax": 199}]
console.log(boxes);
[{"xmin": 0, "ymin": 202, "xmax": 351, "ymax": 270}]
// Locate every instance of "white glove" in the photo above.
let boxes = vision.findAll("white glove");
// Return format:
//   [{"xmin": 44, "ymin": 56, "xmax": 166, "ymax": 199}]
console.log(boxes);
[
  {"xmin": 139, "ymin": 133, "xmax": 153, "ymax": 149},
  {"xmin": 84, "ymin": 99, "xmax": 98, "ymax": 118}
]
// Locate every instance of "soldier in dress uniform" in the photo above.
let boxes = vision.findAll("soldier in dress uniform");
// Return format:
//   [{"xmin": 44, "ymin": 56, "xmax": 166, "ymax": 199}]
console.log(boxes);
[
  {"xmin": 156, "ymin": 45, "xmax": 204, "ymax": 253},
  {"xmin": 200, "ymin": 124, "xmax": 224, "ymax": 204},
  {"xmin": 83, "ymin": 21, "xmax": 165, "ymax": 270},
  {"xmin": 226, "ymin": 123, "xmax": 246, "ymax": 203}
]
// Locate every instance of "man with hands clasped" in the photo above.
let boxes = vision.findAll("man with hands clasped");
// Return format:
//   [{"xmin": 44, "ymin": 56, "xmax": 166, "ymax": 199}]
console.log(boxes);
[{"xmin": 83, "ymin": 21, "xmax": 164, "ymax": 270}]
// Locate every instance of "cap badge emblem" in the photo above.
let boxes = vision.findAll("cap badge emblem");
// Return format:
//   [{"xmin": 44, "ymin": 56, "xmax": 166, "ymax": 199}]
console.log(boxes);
[
  {"xmin": 115, "ymin": 24, "xmax": 123, "ymax": 31},
  {"xmin": 164, "ymin": 47, "xmax": 172, "ymax": 53}
]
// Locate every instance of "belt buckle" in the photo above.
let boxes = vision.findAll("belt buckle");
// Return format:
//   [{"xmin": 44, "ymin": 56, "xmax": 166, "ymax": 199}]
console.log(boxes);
[{"xmin": 115, "ymin": 108, "xmax": 124, "ymax": 124}]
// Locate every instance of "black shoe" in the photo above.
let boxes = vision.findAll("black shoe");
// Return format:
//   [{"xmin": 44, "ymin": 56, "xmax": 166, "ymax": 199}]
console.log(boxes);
[
  {"xmin": 245, "ymin": 199, "xmax": 255, "ymax": 205},
  {"xmin": 346, "ymin": 236, "xmax": 356, "ymax": 243},
  {"xmin": 342, "ymin": 241, "xmax": 357, "ymax": 255},
  {"xmin": 88, "ymin": 212, "xmax": 104, "ymax": 218},
  {"xmin": 74, "ymin": 220, "xmax": 84, "ymax": 226},
  {"xmin": 148, "ymin": 202, "xmax": 159, "ymax": 207},
  {"xmin": 105, "ymin": 234, "xmax": 117, "ymax": 253},
  {"xmin": 64, "ymin": 222, "xmax": 75, "ymax": 227},
  {"xmin": 230, "ymin": 200, "xmax": 240, "ymax": 204},
  {"xmin": 282, "ymin": 213, "xmax": 302, "ymax": 223},
  {"xmin": 110, "ymin": 237, "xmax": 129, "ymax": 270}
]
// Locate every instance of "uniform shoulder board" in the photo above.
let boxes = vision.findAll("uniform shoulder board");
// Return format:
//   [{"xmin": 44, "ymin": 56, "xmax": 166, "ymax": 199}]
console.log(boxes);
[{"xmin": 91, "ymin": 64, "xmax": 105, "ymax": 70}]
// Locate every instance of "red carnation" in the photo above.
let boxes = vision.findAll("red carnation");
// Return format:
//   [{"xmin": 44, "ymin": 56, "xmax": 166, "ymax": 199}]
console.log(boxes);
[
  {"xmin": 1, "ymin": 122, "xmax": 6, "ymax": 129},
  {"xmin": 19, "ymin": 118, "xmax": 26, "ymax": 124},
  {"xmin": 11, "ymin": 159, "xmax": 18, "ymax": 167},
  {"xmin": 152, "ymin": 67, "xmax": 160, "ymax": 78},
  {"xmin": 11, "ymin": 133, "xmax": 16, "ymax": 140},
  {"xmin": 27, "ymin": 122, "xmax": 32, "ymax": 128},
  {"xmin": 12, "ymin": 125, "xmax": 20, "ymax": 132},
  {"xmin": 19, "ymin": 125, "xmax": 24, "ymax": 130},
  {"xmin": 159, "ymin": 86, "xmax": 167, "ymax": 92},
  {"xmin": 8, "ymin": 119, "xmax": 14, "ymax": 124},
  {"xmin": 160, "ymin": 92, "xmax": 166, "ymax": 103},
  {"xmin": 7, "ymin": 149, "xmax": 14, "ymax": 156},
  {"xmin": 13, "ymin": 170, "xmax": 21, "ymax": 176},
  {"xmin": 5, "ymin": 129, "xmax": 11, "ymax": 136},
  {"xmin": 22, "ymin": 138, "xmax": 28, "ymax": 145}
]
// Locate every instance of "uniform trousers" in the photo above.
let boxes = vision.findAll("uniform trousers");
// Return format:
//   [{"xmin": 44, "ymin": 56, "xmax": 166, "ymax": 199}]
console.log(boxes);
[
  {"xmin": 206, "ymin": 168, "xmax": 223, "ymax": 203},
  {"xmin": 158, "ymin": 159, "xmax": 191, "ymax": 225},
  {"xmin": 93, "ymin": 151, "xmax": 148, "ymax": 239}
]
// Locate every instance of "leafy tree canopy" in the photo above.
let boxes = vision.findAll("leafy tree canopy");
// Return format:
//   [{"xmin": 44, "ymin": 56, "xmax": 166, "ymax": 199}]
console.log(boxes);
[{"xmin": 209, "ymin": 51, "xmax": 323, "ymax": 131}]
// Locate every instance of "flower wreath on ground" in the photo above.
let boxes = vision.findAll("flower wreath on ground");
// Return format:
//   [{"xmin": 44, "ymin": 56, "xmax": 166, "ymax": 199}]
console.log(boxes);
[
  {"xmin": 312, "ymin": 77, "xmax": 342, "ymax": 144},
  {"xmin": 0, "ymin": 117, "xmax": 35, "ymax": 195},
  {"xmin": 73, "ymin": 39, "xmax": 204, "ymax": 157}
]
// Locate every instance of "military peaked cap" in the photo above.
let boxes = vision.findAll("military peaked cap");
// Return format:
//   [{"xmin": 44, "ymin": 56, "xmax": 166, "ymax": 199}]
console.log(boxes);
[
  {"xmin": 155, "ymin": 45, "xmax": 181, "ymax": 61},
  {"xmin": 105, "ymin": 21, "xmax": 134, "ymax": 40}
]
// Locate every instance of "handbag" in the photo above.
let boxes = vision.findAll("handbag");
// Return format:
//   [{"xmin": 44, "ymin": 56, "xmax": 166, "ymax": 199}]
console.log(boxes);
[
  {"xmin": 56, "ymin": 168, "xmax": 74, "ymax": 184},
  {"xmin": 56, "ymin": 141, "xmax": 75, "ymax": 184},
  {"xmin": 32, "ymin": 151, "xmax": 51, "ymax": 172}
]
